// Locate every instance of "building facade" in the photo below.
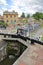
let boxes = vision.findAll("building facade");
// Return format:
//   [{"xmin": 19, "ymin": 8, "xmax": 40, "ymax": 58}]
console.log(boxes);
[{"xmin": 3, "ymin": 11, "xmax": 18, "ymax": 24}]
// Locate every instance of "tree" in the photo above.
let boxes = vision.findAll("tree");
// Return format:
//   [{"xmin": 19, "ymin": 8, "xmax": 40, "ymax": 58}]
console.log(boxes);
[
  {"xmin": 33, "ymin": 12, "xmax": 40, "ymax": 20},
  {"xmin": 27, "ymin": 14, "xmax": 30, "ymax": 18},
  {"xmin": 3, "ymin": 22, "xmax": 8, "ymax": 28},
  {"xmin": 21, "ymin": 12, "xmax": 25, "ymax": 18},
  {"xmin": 32, "ymin": 12, "xmax": 43, "ymax": 20}
]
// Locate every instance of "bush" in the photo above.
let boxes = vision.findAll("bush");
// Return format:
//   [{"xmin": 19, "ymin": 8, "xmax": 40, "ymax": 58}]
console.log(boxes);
[
  {"xmin": 3, "ymin": 23, "xmax": 8, "ymax": 28},
  {"xmin": 0, "ymin": 22, "xmax": 3, "ymax": 25}
]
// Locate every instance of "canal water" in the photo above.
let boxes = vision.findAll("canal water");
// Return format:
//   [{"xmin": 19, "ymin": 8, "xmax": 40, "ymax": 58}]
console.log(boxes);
[
  {"xmin": 0, "ymin": 56, "xmax": 18, "ymax": 65},
  {"xmin": 0, "ymin": 41, "xmax": 27, "ymax": 65}
]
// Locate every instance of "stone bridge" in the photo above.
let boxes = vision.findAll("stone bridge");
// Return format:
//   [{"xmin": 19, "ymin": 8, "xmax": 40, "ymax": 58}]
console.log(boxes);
[{"xmin": 0, "ymin": 32, "xmax": 43, "ymax": 45}]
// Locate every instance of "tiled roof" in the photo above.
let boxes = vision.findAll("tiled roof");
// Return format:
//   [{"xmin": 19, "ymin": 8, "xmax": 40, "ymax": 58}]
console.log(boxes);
[{"xmin": 3, "ymin": 11, "xmax": 18, "ymax": 15}]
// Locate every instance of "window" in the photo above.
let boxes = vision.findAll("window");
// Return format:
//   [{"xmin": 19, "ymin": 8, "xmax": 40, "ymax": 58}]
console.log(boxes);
[{"xmin": 14, "ymin": 15, "xmax": 16, "ymax": 17}]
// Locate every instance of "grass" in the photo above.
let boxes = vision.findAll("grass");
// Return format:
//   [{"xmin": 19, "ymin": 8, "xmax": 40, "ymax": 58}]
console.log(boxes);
[
  {"xmin": 40, "ymin": 24, "xmax": 43, "ymax": 28},
  {"xmin": 21, "ymin": 19, "xmax": 26, "ymax": 24},
  {"xmin": 41, "ymin": 36, "xmax": 43, "ymax": 41}
]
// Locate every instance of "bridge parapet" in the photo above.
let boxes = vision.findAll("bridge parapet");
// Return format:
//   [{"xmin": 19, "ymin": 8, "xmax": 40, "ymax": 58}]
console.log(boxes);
[{"xmin": 0, "ymin": 33, "xmax": 43, "ymax": 45}]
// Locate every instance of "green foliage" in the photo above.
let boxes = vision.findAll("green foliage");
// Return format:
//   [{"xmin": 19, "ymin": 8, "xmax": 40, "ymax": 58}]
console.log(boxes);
[
  {"xmin": 32, "ymin": 12, "xmax": 43, "ymax": 20},
  {"xmin": 41, "ymin": 36, "xmax": 43, "ymax": 41},
  {"xmin": 21, "ymin": 12, "xmax": 25, "ymax": 18},
  {"xmin": 0, "ymin": 21, "xmax": 3, "ymax": 25},
  {"xmin": 0, "ymin": 21, "xmax": 8, "ymax": 28},
  {"xmin": 6, "ymin": 42, "xmax": 27, "ymax": 56},
  {"xmin": 7, "ymin": 45, "xmax": 17, "ymax": 55},
  {"xmin": 4, "ymin": 22, "xmax": 8, "ymax": 27},
  {"xmin": 21, "ymin": 19, "xmax": 26, "ymax": 24}
]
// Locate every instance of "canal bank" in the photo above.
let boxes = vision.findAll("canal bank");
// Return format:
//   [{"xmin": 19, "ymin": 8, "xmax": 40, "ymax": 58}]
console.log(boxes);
[
  {"xmin": 0, "ymin": 40, "xmax": 27, "ymax": 65},
  {"xmin": 0, "ymin": 40, "xmax": 7, "ymax": 62}
]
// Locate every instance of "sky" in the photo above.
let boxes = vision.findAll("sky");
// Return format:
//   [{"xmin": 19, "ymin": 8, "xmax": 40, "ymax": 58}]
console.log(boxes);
[{"xmin": 0, "ymin": 0, "xmax": 43, "ymax": 16}]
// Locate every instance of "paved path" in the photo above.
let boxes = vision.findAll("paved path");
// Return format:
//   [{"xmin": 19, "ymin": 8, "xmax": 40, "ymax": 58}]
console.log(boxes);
[
  {"xmin": 30, "ymin": 27, "xmax": 43, "ymax": 40},
  {"xmin": 34, "ymin": 28, "xmax": 43, "ymax": 38},
  {"xmin": 13, "ymin": 43, "xmax": 43, "ymax": 65}
]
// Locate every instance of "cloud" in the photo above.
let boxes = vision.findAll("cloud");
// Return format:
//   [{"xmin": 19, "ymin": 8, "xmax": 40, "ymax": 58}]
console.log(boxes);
[
  {"xmin": 0, "ymin": 10, "xmax": 3, "ymax": 15},
  {"xmin": 0, "ymin": 0, "xmax": 43, "ymax": 16},
  {"xmin": 10, "ymin": 0, "xmax": 43, "ymax": 15},
  {"xmin": 0, "ymin": 0, "xmax": 8, "ymax": 5},
  {"xmin": 0, "ymin": 0, "xmax": 8, "ymax": 15},
  {"xmin": 0, "ymin": 7, "xmax": 7, "ymax": 15}
]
